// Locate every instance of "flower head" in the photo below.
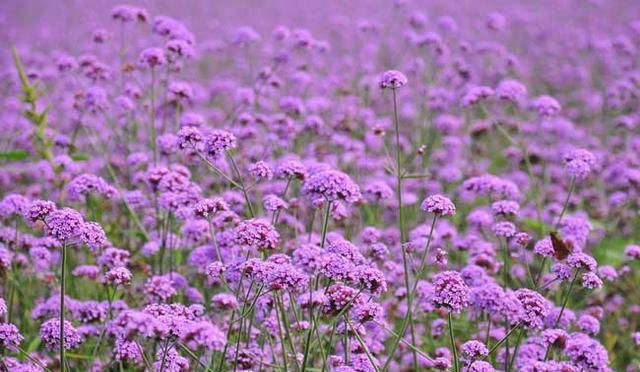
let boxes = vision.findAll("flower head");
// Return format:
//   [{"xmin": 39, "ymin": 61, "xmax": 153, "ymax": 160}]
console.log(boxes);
[
  {"xmin": 379, "ymin": 70, "xmax": 408, "ymax": 89},
  {"xmin": 421, "ymin": 194, "xmax": 456, "ymax": 216},
  {"xmin": 432, "ymin": 271, "xmax": 470, "ymax": 313}
]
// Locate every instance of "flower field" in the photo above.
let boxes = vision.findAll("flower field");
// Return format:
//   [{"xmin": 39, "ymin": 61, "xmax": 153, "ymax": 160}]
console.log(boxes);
[{"xmin": 1, "ymin": 1, "xmax": 640, "ymax": 371}]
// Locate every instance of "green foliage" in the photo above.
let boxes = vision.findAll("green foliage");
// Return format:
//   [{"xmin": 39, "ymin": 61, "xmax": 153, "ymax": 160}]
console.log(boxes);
[
  {"xmin": 0, "ymin": 150, "xmax": 29, "ymax": 162},
  {"xmin": 11, "ymin": 47, "xmax": 54, "ymax": 163}
]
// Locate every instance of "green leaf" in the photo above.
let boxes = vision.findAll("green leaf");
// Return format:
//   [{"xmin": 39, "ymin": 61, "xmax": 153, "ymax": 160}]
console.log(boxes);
[
  {"xmin": 27, "ymin": 337, "xmax": 40, "ymax": 353},
  {"xmin": 0, "ymin": 150, "xmax": 29, "ymax": 161},
  {"xmin": 71, "ymin": 153, "xmax": 90, "ymax": 161},
  {"xmin": 593, "ymin": 238, "xmax": 629, "ymax": 266},
  {"xmin": 521, "ymin": 218, "xmax": 549, "ymax": 234}
]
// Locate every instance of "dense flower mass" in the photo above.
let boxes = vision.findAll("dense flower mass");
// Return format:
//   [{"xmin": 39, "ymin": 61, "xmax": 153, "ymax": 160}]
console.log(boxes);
[
  {"xmin": 0, "ymin": 1, "xmax": 639, "ymax": 371},
  {"xmin": 302, "ymin": 169, "xmax": 362, "ymax": 204},
  {"xmin": 432, "ymin": 271, "xmax": 470, "ymax": 313}
]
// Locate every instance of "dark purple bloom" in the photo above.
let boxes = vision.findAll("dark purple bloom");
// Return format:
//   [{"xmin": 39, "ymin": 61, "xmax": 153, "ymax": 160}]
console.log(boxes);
[{"xmin": 432, "ymin": 271, "xmax": 470, "ymax": 313}]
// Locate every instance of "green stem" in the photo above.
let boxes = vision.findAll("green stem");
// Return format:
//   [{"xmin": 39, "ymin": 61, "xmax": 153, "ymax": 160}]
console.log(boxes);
[
  {"xmin": 448, "ymin": 313, "xmax": 459, "ymax": 372},
  {"xmin": 150, "ymin": 68, "xmax": 158, "ymax": 165},
  {"xmin": 543, "ymin": 269, "xmax": 581, "ymax": 361},
  {"xmin": 554, "ymin": 177, "xmax": 576, "ymax": 230},
  {"xmin": 345, "ymin": 318, "xmax": 380, "ymax": 372},
  {"xmin": 60, "ymin": 242, "xmax": 67, "ymax": 372},
  {"xmin": 301, "ymin": 202, "xmax": 332, "ymax": 371},
  {"xmin": 387, "ymin": 87, "xmax": 418, "ymax": 371},
  {"xmin": 484, "ymin": 323, "xmax": 521, "ymax": 359},
  {"xmin": 507, "ymin": 328, "xmax": 525, "ymax": 372}
]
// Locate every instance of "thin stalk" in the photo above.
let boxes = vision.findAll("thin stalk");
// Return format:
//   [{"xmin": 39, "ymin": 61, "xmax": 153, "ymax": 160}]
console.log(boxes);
[
  {"xmin": 375, "ymin": 322, "xmax": 433, "ymax": 362},
  {"xmin": 301, "ymin": 202, "xmax": 332, "ymax": 371},
  {"xmin": 502, "ymin": 238, "xmax": 510, "ymax": 289},
  {"xmin": 448, "ymin": 313, "xmax": 459, "ymax": 372},
  {"xmin": 507, "ymin": 328, "xmax": 525, "ymax": 372},
  {"xmin": 484, "ymin": 323, "xmax": 521, "ymax": 359},
  {"xmin": 275, "ymin": 297, "xmax": 290, "ymax": 372},
  {"xmin": 544, "ymin": 269, "xmax": 581, "ymax": 361},
  {"xmin": 150, "ymin": 68, "xmax": 158, "ymax": 164},
  {"xmin": 215, "ymin": 310, "xmax": 236, "ymax": 372},
  {"xmin": 345, "ymin": 318, "xmax": 380, "ymax": 372},
  {"xmin": 388, "ymin": 87, "xmax": 418, "ymax": 371},
  {"xmin": 382, "ymin": 215, "xmax": 438, "ymax": 372},
  {"xmin": 554, "ymin": 177, "xmax": 576, "ymax": 230},
  {"xmin": 60, "ymin": 241, "xmax": 67, "ymax": 372},
  {"xmin": 226, "ymin": 151, "xmax": 255, "ymax": 218},
  {"xmin": 484, "ymin": 315, "xmax": 492, "ymax": 346},
  {"xmin": 277, "ymin": 294, "xmax": 300, "ymax": 371}
]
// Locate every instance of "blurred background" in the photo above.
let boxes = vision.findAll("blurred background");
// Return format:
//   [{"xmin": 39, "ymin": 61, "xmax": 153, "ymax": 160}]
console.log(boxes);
[{"xmin": 2, "ymin": 0, "xmax": 640, "ymax": 50}]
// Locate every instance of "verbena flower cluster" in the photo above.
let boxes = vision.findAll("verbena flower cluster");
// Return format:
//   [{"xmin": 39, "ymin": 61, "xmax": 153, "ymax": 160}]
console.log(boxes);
[{"xmin": 0, "ymin": 1, "xmax": 639, "ymax": 371}]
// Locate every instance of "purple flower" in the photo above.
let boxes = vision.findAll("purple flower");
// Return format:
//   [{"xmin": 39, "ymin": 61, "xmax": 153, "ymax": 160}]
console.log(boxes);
[
  {"xmin": 211, "ymin": 293, "xmax": 239, "ymax": 311},
  {"xmin": 323, "ymin": 283, "xmax": 363, "ymax": 315},
  {"xmin": 152, "ymin": 347, "xmax": 189, "ymax": 372},
  {"xmin": 144, "ymin": 276, "xmax": 177, "ymax": 303},
  {"xmin": 469, "ymin": 282, "xmax": 504, "ymax": 312},
  {"xmin": 0, "ymin": 323, "xmax": 23, "ymax": 352},
  {"xmin": 114, "ymin": 339, "xmax": 143, "ymax": 364},
  {"xmin": 565, "ymin": 333, "xmax": 610, "ymax": 372},
  {"xmin": 534, "ymin": 238, "xmax": 554, "ymax": 258},
  {"xmin": 552, "ymin": 263, "xmax": 572, "ymax": 281},
  {"xmin": 302, "ymin": 170, "xmax": 361, "ymax": 204},
  {"xmin": 80, "ymin": 222, "xmax": 109, "ymax": 253},
  {"xmin": 598, "ymin": 266, "xmax": 617, "ymax": 281},
  {"xmin": 263, "ymin": 194, "xmax": 289, "ymax": 212},
  {"xmin": 249, "ymin": 161, "xmax": 273, "ymax": 180},
  {"xmin": 40, "ymin": 319, "xmax": 82, "ymax": 350},
  {"xmin": 105, "ymin": 267, "xmax": 133, "ymax": 286},
  {"xmin": 495, "ymin": 79, "xmax": 527, "ymax": 102},
  {"xmin": 514, "ymin": 288, "xmax": 550, "ymax": 330},
  {"xmin": 111, "ymin": 5, "xmax": 148, "ymax": 23},
  {"xmin": 491, "ymin": 200, "xmax": 519, "ymax": 217},
  {"xmin": 432, "ymin": 271, "xmax": 470, "ymax": 313},
  {"xmin": 73, "ymin": 265, "xmax": 100, "ymax": 280},
  {"xmin": 193, "ymin": 197, "xmax": 229, "ymax": 219},
  {"xmin": 491, "ymin": 221, "xmax": 516, "ymax": 238},
  {"xmin": 467, "ymin": 360, "xmax": 495, "ymax": 372},
  {"xmin": 179, "ymin": 321, "xmax": 226, "ymax": 351},
  {"xmin": 542, "ymin": 328, "xmax": 569, "ymax": 348},
  {"xmin": 206, "ymin": 261, "xmax": 226, "ymax": 283},
  {"xmin": 577, "ymin": 314, "xmax": 600, "ymax": 335},
  {"xmin": 24, "ymin": 199, "xmax": 56, "ymax": 225},
  {"xmin": 354, "ymin": 265, "xmax": 387, "ymax": 296},
  {"xmin": 461, "ymin": 86, "xmax": 494, "ymax": 107},
  {"xmin": 581, "ymin": 272, "xmax": 603, "ymax": 289},
  {"xmin": 625, "ymin": 244, "xmax": 640, "ymax": 260},
  {"xmin": 461, "ymin": 340, "xmax": 489, "ymax": 363},
  {"xmin": 379, "ymin": 70, "xmax": 408, "ymax": 89},
  {"xmin": 234, "ymin": 219, "xmax": 279, "ymax": 251},
  {"xmin": 98, "ymin": 248, "xmax": 130, "ymax": 269},
  {"xmin": 275, "ymin": 158, "xmax": 307, "ymax": 180},
  {"xmin": 138, "ymin": 47, "xmax": 166, "ymax": 68},
  {"xmin": 567, "ymin": 253, "xmax": 597, "ymax": 272},
  {"xmin": 177, "ymin": 126, "xmax": 203, "ymax": 149},
  {"xmin": 0, "ymin": 194, "xmax": 29, "ymax": 219},
  {"xmin": 531, "ymin": 95, "xmax": 561, "ymax": 117},
  {"xmin": 204, "ymin": 130, "xmax": 237, "ymax": 159},
  {"xmin": 363, "ymin": 181, "xmax": 394, "ymax": 203},
  {"xmin": 420, "ymin": 194, "xmax": 456, "ymax": 217},
  {"xmin": 264, "ymin": 263, "xmax": 309, "ymax": 292},
  {"xmin": 45, "ymin": 208, "xmax": 85, "ymax": 242}
]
